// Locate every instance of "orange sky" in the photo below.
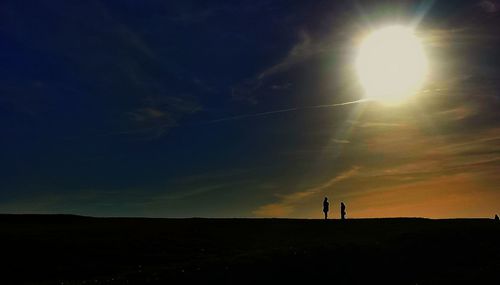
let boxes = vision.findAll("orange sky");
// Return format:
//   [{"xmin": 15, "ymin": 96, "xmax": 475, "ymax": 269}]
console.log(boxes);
[{"xmin": 254, "ymin": 100, "xmax": 500, "ymax": 219}]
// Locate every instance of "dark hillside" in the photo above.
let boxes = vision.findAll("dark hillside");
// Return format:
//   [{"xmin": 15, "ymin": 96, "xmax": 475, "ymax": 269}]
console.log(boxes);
[{"xmin": 1, "ymin": 215, "xmax": 499, "ymax": 284}]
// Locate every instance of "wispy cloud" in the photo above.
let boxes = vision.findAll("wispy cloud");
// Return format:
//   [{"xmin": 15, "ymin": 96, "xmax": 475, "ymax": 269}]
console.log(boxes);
[
  {"xmin": 253, "ymin": 167, "xmax": 360, "ymax": 217},
  {"xmin": 257, "ymin": 31, "xmax": 320, "ymax": 80},
  {"xmin": 349, "ymin": 172, "xmax": 500, "ymax": 218},
  {"xmin": 153, "ymin": 184, "xmax": 229, "ymax": 200},
  {"xmin": 232, "ymin": 30, "xmax": 333, "ymax": 104},
  {"xmin": 332, "ymin": 139, "xmax": 350, "ymax": 144},
  {"xmin": 479, "ymin": 1, "xmax": 499, "ymax": 13}
]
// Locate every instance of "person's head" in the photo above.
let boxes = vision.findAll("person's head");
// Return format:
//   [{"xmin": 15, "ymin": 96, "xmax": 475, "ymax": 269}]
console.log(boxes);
[{"xmin": 324, "ymin": 197, "xmax": 328, "ymax": 201}]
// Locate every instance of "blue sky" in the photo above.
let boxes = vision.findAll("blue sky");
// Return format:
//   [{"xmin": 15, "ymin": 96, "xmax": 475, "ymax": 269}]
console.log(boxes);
[{"xmin": 1, "ymin": 0, "xmax": 499, "ymax": 218}]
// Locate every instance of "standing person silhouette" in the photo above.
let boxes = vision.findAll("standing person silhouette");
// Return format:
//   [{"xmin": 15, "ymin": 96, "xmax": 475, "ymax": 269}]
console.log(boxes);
[
  {"xmin": 323, "ymin": 197, "xmax": 329, "ymax": 220},
  {"xmin": 340, "ymin": 202, "xmax": 346, "ymax": 220}
]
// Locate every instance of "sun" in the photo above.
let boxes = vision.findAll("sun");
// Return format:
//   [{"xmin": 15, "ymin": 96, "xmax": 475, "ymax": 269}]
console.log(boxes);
[{"xmin": 355, "ymin": 25, "xmax": 428, "ymax": 104}]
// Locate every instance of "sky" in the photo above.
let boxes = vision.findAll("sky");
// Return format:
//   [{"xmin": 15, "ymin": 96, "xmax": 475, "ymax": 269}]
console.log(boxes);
[{"xmin": 1, "ymin": 0, "xmax": 499, "ymax": 218}]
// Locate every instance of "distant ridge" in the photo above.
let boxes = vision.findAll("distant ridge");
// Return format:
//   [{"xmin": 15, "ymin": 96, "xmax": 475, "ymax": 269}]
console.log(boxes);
[{"xmin": 0, "ymin": 213, "xmax": 494, "ymax": 221}]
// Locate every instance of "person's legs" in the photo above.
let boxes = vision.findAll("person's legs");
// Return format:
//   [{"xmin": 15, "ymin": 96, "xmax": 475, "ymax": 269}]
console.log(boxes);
[{"xmin": 324, "ymin": 211, "xmax": 327, "ymax": 220}]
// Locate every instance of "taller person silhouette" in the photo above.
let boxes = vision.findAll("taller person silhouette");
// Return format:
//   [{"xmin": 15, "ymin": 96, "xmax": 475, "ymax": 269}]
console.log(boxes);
[{"xmin": 323, "ymin": 197, "xmax": 329, "ymax": 220}]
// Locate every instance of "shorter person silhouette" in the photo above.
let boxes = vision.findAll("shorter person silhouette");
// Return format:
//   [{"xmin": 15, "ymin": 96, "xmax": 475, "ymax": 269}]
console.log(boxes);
[
  {"xmin": 495, "ymin": 214, "xmax": 499, "ymax": 221},
  {"xmin": 323, "ymin": 197, "xmax": 329, "ymax": 220},
  {"xmin": 340, "ymin": 202, "xmax": 346, "ymax": 220}
]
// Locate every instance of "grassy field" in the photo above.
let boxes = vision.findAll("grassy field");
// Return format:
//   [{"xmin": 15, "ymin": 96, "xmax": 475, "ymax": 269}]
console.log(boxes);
[{"xmin": 1, "ymin": 214, "xmax": 499, "ymax": 284}]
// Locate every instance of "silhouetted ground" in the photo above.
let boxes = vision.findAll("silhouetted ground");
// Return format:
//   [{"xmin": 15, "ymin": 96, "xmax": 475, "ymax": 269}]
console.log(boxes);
[{"xmin": 1, "ymin": 215, "xmax": 499, "ymax": 284}]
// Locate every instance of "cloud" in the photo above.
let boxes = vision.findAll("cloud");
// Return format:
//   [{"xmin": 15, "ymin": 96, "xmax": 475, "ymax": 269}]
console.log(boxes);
[
  {"xmin": 1, "ymin": 1, "xmax": 205, "ymax": 139},
  {"xmin": 231, "ymin": 30, "xmax": 332, "ymax": 104},
  {"xmin": 348, "ymin": 172, "xmax": 500, "ymax": 218},
  {"xmin": 128, "ymin": 108, "xmax": 168, "ymax": 122},
  {"xmin": 270, "ymin": 82, "xmax": 292, "ymax": 90},
  {"xmin": 95, "ymin": 95, "xmax": 201, "ymax": 138},
  {"xmin": 359, "ymin": 122, "xmax": 407, "ymax": 128},
  {"xmin": 257, "ymin": 31, "xmax": 318, "ymax": 80},
  {"xmin": 253, "ymin": 167, "xmax": 360, "ymax": 217},
  {"xmin": 325, "ymin": 118, "xmax": 500, "ymax": 217},
  {"xmin": 154, "ymin": 184, "xmax": 229, "ymax": 200},
  {"xmin": 479, "ymin": 1, "xmax": 499, "ymax": 13},
  {"xmin": 332, "ymin": 139, "xmax": 350, "ymax": 144}
]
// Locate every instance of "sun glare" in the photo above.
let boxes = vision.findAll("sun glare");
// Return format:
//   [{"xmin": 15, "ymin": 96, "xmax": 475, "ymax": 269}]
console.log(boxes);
[{"xmin": 356, "ymin": 26, "xmax": 428, "ymax": 104}]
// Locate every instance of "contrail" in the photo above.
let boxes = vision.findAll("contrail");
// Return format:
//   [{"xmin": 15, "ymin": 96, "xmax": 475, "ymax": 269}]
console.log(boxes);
[
  {"xmin": 202, "ymin": 99, "xmax": 370, "ymax": 125},
  {"xmin": 79, "ymin": 99, "xmax": 369, "ymax": 139}
]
